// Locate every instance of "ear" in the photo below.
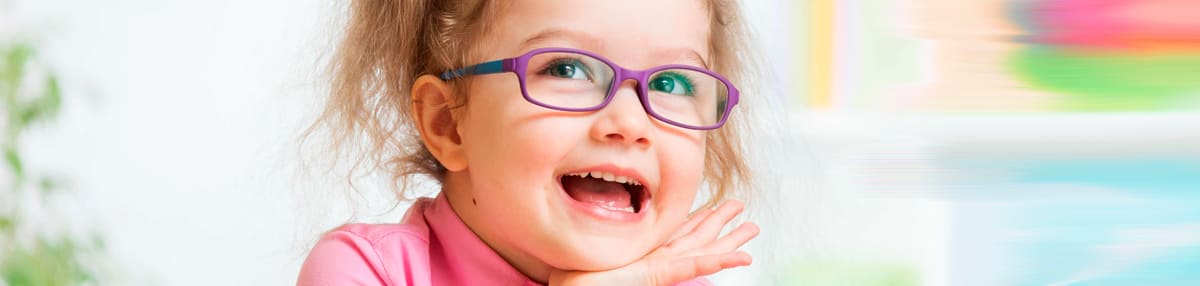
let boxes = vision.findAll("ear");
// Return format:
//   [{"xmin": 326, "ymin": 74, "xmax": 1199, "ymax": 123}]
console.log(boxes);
[{"xmin": 411, "ymin": 74, "xmax": 468, "ymax": 172}]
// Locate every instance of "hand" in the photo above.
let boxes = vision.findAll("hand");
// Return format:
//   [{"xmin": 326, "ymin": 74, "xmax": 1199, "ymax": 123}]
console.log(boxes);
[{"xmin": 548, "ymin": 200, "xmax": 759, "ymax": 286}]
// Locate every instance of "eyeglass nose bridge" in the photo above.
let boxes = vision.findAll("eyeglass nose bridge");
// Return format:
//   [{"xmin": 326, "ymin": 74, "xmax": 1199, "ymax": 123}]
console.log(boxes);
[{"xmin": 600, "ymin": 67, "xmax": 655, "ymax": 110}]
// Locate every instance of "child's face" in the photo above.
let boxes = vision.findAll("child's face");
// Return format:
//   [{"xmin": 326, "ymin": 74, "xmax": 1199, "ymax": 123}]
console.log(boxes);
[{"xmin": 452, "ymin": 0, "xmax": 713, "ymax": 272}]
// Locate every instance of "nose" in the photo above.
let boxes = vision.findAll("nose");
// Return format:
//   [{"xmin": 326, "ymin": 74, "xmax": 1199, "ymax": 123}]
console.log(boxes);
[{"xmin": 590, "ymin": 79, "xmax": 652, "ymax": 148}]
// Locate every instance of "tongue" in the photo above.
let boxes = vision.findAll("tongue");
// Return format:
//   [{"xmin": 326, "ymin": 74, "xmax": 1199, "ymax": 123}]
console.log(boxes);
[{"xmin": 561, "ymin": 176, "xmax": 632, "ymax": 209}]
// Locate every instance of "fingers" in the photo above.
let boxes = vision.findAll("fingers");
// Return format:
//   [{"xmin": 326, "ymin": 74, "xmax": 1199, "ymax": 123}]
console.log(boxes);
[
  {"xmin": 652, "ymin": 252, "xmax": 753, "ymax": 285},
  {"xmin": 669, "ymin": 208, "xmax": 713, "ymax": 242},
  {"xmin": 666, "ymin": 200, "xmax": 744, "ymax": 251},
  {"xmin": 644, "ymin": 200, "xmax": 756, "ymax": 285},
  {"xmin": 692, "ymin": 222, "xmax": 759, "ymax": 257}
]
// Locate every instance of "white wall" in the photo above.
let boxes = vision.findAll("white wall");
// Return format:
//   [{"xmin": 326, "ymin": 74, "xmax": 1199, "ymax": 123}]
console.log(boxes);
[{"xmin": 15, "ymin": 0, "xmax": 328, "ymax": 284}]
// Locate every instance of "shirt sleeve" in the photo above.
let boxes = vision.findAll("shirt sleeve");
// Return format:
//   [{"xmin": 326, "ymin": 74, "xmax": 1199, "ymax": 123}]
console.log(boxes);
[{"xmin": 296, "ymin": 230, "xmax": 395, "ymax": 286}]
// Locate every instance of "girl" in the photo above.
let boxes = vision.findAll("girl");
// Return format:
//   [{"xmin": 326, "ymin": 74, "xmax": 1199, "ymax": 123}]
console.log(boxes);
[{"xmin": 298, "ymin": 0, "xmax": 767, "ymax": 284}]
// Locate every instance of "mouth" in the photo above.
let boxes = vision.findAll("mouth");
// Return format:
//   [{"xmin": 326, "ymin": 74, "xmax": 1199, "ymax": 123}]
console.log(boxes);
[{"xmin": 559, "ymin": 171, "xmax": 650, "ymax": 214}]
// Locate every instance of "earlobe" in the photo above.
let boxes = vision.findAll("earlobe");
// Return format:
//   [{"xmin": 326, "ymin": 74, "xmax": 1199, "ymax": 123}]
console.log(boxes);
[{"xmin": 411, "ymin": 75, "xmax": 468, "ymax": 172}]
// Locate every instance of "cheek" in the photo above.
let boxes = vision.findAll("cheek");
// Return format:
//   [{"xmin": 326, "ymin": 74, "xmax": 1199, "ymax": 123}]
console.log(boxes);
[
  {"xmin": 655, "ymin": 131, "xmax": 708, "ymax": 209},
  {"xmin": 664, "ymin": 140, "xmax": 706, "ymax": 184},
  {"xmin": 458, "ymin": 90, "xmax": 579, "ymax": 191},
  {"xmin": 667, "ymin": 127, "xmax": 708, "ymax": 177}
]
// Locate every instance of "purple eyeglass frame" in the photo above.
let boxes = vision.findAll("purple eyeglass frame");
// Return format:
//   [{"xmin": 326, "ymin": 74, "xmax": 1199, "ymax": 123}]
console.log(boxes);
[{"xmin": 438, "ymin": 47, "xmax": 739, "ymax": 130}]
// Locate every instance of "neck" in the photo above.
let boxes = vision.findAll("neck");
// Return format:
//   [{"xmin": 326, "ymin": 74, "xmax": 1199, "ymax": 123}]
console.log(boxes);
[{"xmin": 443, "ymin": 172, "xmax": 554, "ymax": 283}]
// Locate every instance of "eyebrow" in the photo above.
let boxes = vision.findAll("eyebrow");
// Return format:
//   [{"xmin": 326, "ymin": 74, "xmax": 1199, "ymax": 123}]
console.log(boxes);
[
  {"xmin": 518, "ymin": 28, "xmax": 605, "ymax": 52},
  {"xmin": 654, "ymin": 48, "xmax": 710, "ymax": 68},
  {"xmin": 518, "ymin": 28, "xmax": 710, "ymax": 68}
]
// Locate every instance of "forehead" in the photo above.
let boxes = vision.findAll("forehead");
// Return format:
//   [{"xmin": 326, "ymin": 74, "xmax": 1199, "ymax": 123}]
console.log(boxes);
[{"xmin": 484, "ymin": 0, "xmax": 712, "ymax": 68}]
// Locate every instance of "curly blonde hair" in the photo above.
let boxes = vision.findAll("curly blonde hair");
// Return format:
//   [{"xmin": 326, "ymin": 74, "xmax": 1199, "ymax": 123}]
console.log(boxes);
[{"xmin": 308, "ymin": 0, "xmax": 758, "ymax": 210}]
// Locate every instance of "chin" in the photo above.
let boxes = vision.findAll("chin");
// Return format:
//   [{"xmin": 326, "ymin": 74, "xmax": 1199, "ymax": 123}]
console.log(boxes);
[{"xmin": 545, "ymin": 232, "xmax": 660, "ymax": 271}]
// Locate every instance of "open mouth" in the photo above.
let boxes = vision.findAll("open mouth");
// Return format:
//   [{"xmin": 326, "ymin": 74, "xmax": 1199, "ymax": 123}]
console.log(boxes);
[{"xmin": 560, "ymin": 171, "xmax": 649, "ymax": 213}]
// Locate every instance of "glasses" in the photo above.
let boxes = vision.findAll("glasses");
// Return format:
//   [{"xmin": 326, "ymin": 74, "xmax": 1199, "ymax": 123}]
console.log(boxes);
[{"xmin": 438, "ymin": 47, "xmax": 739, "ymax": 130}]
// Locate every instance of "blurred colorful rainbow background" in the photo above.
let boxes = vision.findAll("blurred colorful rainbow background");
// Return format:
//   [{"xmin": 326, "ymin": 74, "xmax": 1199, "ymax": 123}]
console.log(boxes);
[
  {"xmin": 802, "ymin": 0, "xmax": 1200, "ymax": 111},
  {"xmin": 783, "ymin": 0, "xmax": 1200, "ymax": 285}
]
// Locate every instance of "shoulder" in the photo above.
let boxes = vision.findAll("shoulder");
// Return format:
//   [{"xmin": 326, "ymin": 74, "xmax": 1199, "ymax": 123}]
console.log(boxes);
[
  {"xmin": 334, "ymin": 223, "xmax": 431, "ymax": 246},
  {"xmin": 297, "ymin": 223, "xmax": 433, "ymax": 286}
]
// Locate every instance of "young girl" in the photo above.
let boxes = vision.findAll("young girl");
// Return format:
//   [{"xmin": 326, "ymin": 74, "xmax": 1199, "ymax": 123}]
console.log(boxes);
[{"xmin": 298, "ymin": 0, "xmax": 766, "ymax": 284}]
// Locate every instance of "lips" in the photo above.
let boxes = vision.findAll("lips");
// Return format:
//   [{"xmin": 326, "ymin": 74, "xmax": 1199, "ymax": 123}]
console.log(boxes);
[{"xmin": 559, "ymin": 169, "xmax": 651, "ymax": 216}]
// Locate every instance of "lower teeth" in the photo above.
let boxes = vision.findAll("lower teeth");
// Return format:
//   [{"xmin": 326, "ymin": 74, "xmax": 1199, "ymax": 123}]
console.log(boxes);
[{"xmin": 598, "ymin": 204, "xmax": 635, "ymax": 213}]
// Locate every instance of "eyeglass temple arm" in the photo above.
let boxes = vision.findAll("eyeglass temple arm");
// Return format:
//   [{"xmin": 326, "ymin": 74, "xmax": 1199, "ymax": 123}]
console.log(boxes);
[{"xmin": 438, "ymin": 59, "xmax": 516, "ymax": 80}]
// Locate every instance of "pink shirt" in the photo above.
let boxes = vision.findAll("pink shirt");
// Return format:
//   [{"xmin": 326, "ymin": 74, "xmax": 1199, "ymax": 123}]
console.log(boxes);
[{"xmin": 297, "ymin": 195, "xmax": 713, "ymax": 286}]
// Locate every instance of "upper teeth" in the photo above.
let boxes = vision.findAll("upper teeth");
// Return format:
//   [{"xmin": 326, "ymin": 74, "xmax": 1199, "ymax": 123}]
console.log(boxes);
[{"xmin": 567, "ymin": 171, "xmax": 642, "ymax": 186}]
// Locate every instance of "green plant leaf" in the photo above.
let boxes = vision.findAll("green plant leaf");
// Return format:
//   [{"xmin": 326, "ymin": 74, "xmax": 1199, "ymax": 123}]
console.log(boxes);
[
  {"xmin": 31, "ymin": 75, "xmax": 63, "ymax": 125},
  {"xmin": 3, "ymin": 146, "xmax": 22, "ymax": 179},
  {"xmin": 0, "ymin": 216, "xmax": 13, "ymax": 234},
  {"xmin": 44, "ymin": 75, "xmax": 62, "ymax": 112},
  {"xmin": 0, "ymin": 42, "xmax": 114, "ymax": 286},
  {"xmin": 38, "ymin": 176, "xmax": 62, "ymax": 195},
  {"xmin": 15, "ymin": 77, "xmax": 62, "ymax": 128},
  {"xmin": 3, "ymin": 44, "xmax": 34, "ymax": 90},
  {"xmin": 2, "ymin": 235, "xmax": 95, "ymax": 286}
]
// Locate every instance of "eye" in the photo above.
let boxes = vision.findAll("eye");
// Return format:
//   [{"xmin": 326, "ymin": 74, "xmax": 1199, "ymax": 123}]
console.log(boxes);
[
  {"xmin": 649, "ymin": 72, "xmax": 695, "ymax": 96},
  {"xmin": 540, "ymin": 58, "xmax": 592, "ymax": 80}
]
